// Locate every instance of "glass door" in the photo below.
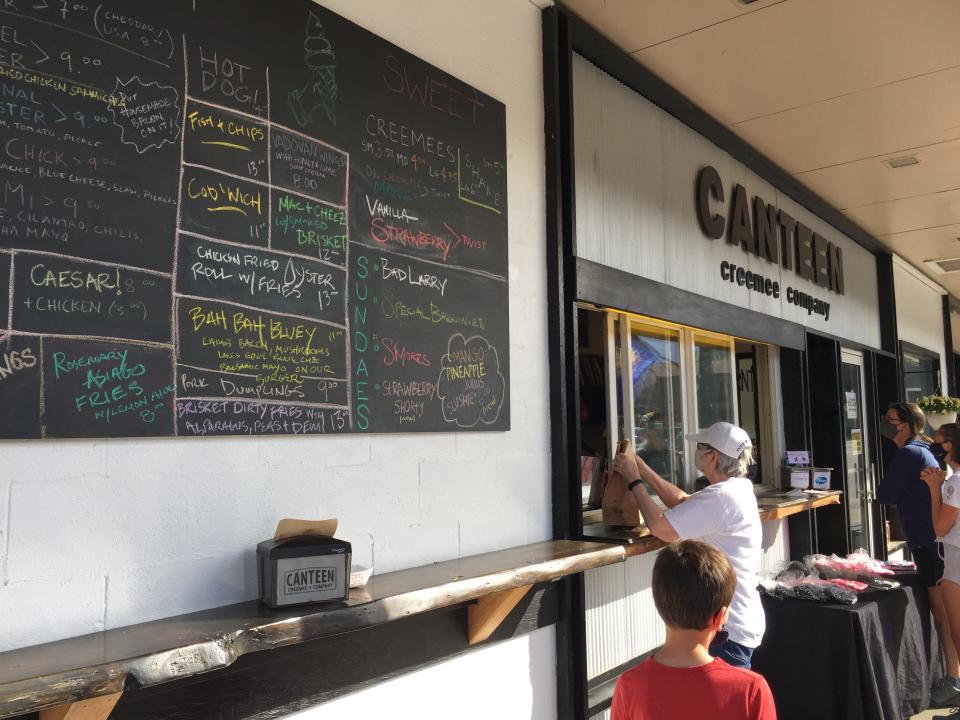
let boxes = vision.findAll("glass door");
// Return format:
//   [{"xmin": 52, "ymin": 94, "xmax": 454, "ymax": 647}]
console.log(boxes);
[{"xmin": 840, "ymin": 349, "xmax": 874, "ymax": 555}]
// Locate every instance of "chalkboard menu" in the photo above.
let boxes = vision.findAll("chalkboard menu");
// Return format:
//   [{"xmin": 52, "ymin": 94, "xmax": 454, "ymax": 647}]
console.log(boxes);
[{"xmin": 0, "ymin": 0, "xmax": 509, "ymax": 437}]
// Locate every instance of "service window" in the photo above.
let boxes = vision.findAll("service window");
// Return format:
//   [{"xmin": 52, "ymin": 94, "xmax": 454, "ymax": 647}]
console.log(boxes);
[{"xmin": 578, "ymin": 305, "xmax": 779, "ymax": 513}]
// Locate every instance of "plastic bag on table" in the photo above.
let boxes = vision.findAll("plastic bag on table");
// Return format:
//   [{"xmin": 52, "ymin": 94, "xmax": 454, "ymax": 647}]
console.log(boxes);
[
  {"xmin": 827, "ymin": 578, "xmax": 869, "ymax": 592},
  {"xmin": 773, "ymin": 560, "xmax": 812, "ymax": 583},
  {"xmin": 805, "ymin": 550, "xmax": 894, "ymax": 580},
  {"xmin": 858, "ymin": 576, "xmax": 900, "ymax": 590},
  {"xmin": 821, "ymin": 583, "xmax": 858, "ymax": 605},
  {"xmin": 759, "ymin": 576, "xmax": 858, "ymax": 605}
]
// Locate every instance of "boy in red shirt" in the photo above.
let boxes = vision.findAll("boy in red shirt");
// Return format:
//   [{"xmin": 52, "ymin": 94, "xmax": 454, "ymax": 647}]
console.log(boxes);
[{"xmin": 612, "ymin": 540, "xmax": 776, "ymax": 720}]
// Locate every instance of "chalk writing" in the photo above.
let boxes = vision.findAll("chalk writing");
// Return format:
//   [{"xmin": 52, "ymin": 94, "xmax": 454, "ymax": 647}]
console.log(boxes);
[
  {"xmin": 272, "ymin": 192, "xmax": 347, "ymax": 265},
  {"xmin": 109, "ymin": 76, "xmax": 180, "ymax": 153},
  {"xmin": 190, "ymin": 43, "xmax": 266, "ymax": 116},
  {"xmin": 382, "ymin": 55, "xmax": 484, "ymax": 123},
  {"xmin": 183, "ymin": 99, "xmax": 267, "ymax": 180},
  {"xmin": 177, "ymin": 233, "xmax": 346, "ymax": 322},
  {"xmin": 180, "ymin": 165, "xmax": 267, "ymax": 244},
  {"xmin": 351, "ymin": 253, "xmax": 370, "ymax": 430},
  {"xmin": 177, "ymin": 399, "xmax": 348, "ymax": 436},
  {"xmin": 12, "ymin": 253, "xmax": 172, "ymax": 341},
  {"xmin": 42, "ymin": 338, "xmax": 175, "ymax": 437},
  {"xmin": 270, "ymin": 127, "xmax": 347, "ymax": 206},
  {"xmin": 177, "ymin": 297, "xmax": 347, "ymax": 406},
  {"xmin": 436, "ymin": 334, "xmax": 504, "ymax": 427}
]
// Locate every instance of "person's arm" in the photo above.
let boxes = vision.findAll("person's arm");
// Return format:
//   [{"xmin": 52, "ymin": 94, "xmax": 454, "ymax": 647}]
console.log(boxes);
[
  {"xmin": 612, "ymin": 452, "xmax": 688, "ymax": 509},
  {"xmin": 629, "ymin": 480, "xmax": 680, "ymax": 542},
  {"xmin": 924, "ymin": 469, "xmax": 960, "ymax": 537},
  {"xmin": 875, "ymin": 447, "xmax": 917, "ymax": 505},
  {"xmin": 637, "ymin": 454, "xmax": 689, "ymax": 508}
]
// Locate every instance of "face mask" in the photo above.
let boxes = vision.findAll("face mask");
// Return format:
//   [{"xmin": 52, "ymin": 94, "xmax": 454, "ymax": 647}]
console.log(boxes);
[
  {"xmin": 879, "ymin": 421, "xmax": 900, "ymax": 441},
  {"xmin": 694, "ymin": 447, "xmax": 710, "ymax": 472}
]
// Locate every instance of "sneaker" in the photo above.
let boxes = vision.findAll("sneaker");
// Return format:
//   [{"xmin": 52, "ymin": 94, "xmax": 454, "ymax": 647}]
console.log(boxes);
[{"xmin": 930, "ymin": 679, "xmax": 960, "ymax": 708}]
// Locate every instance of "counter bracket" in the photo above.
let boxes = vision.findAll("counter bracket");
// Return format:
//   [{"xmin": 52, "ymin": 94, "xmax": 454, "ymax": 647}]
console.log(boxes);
[
  {"xmin": 467, "ymin": 584, "xmax": 533, "ymax": 645},
  {"xmin": 39, "ymin": 692, "xmax": 123, "ymax": 720}
]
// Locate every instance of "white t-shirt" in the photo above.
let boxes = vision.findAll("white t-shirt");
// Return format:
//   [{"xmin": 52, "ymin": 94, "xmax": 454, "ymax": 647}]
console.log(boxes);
[
  {"xmin": 940, "ymin": 470, "xmax": 960, "ymax": 548},
  {"xmin": 664, "ymin": 477, "xmax": 765, "ymax": 649}
]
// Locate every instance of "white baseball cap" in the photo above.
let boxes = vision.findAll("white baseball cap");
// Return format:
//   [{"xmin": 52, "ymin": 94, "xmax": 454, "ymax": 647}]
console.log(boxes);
[{"xmin": 685, "ymin": 422, "xmax": 752, "ymax": 459}]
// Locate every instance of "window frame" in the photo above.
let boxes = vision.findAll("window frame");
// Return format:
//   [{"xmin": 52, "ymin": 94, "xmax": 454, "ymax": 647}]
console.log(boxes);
[
  {"xmin": 899, "ymin": 340, "xmax": 942, "ymax": 402},
  {"xmin": 602, "ymin": 310, "xmax": 753, "ymax": 491}
]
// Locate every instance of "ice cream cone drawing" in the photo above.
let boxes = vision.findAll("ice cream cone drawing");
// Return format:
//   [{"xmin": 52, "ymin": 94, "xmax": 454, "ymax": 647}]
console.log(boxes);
[{"xmin": 288, "ymin": 11, "xmax": 338, "ymax": 128}]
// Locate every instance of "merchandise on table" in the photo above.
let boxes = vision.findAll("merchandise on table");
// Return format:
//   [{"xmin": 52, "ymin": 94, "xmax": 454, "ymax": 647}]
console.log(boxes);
[
  {"xmin": 759, "ymin": 550, "xmax": 904, "ymax": 605},
  {"xmin": 760, "ymin": 577, "xmax": 858, "ymax": 605},
  {"xmin": 808, "ymin": 550, "xmax": 895, "ymax": 580}
]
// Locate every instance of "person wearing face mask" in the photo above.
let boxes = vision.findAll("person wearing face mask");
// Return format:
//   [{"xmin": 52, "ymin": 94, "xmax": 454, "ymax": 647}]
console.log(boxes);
[
  {"xmin": 922, "ymin": 423, "xmax": 960, "ymax": 705},
  {"xmin": 614, "ymin": 421, "xmax": 763, "ymax": 669},
  {"xmin": 877, "ymin": 402, "xmax": 960, "ymax": 705}
]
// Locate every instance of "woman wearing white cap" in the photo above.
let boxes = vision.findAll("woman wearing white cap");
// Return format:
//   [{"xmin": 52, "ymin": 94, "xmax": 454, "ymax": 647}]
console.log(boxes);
[{"xmin": 613, "ymin": 421, "xmax": 764, "ymax": 668}]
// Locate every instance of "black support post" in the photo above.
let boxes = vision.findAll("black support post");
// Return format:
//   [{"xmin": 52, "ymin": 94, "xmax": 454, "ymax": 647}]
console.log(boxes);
[
  {"xmin": 543, "ymin": 8, "xmax": 589, "ymax": 720},
  {"xmin": 944, "ymin": 294, "xmax": 955, "ymax": 396},
  {"xmin": 805, "ymin": 333, "xmax": 849, "ymax": 556},
  {"xmin": 781, "ymin": 346, "xmax": 816, "ymax": 558},
  {"xmin": 876, "ymin": 253, "xmax": 899, "ymax": 357}
]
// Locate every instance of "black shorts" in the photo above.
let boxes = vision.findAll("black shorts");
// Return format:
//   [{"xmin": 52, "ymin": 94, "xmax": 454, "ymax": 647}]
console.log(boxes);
[{"xmin": 913, "ymin": 543, "xmax": 945, "ymax": 587}]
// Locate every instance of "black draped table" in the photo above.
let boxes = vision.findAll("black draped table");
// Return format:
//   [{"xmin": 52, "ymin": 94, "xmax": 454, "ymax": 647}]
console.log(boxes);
[{"xmin": 752, "ymin": 572, "xmax": 943, "ymax": 720}]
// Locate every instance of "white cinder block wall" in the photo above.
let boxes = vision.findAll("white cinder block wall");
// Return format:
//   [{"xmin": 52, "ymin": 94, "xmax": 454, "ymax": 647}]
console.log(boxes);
[{"xmin": 0, "ymin": 0, "xmax": 555, "ymax": 715}]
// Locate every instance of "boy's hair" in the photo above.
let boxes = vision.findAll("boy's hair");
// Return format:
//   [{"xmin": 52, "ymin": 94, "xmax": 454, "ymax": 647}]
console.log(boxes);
[{"xmin": 652, "ymin": 540, "xmax": 736, "ymax": 631}]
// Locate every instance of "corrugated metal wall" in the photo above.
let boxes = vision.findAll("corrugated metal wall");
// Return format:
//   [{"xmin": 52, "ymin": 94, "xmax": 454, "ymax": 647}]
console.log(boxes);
[{"xmin": 585, "ymin": 552, "xmax": 664, "ymax": 679}]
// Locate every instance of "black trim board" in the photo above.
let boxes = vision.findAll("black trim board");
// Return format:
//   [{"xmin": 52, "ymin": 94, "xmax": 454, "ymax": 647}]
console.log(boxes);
[
  {"xmin": 781, "ymin": 345, "xmax": 816, "ymax": 558},
  {"xmin": 806, "ymin": 326, "xmax": 896, "ymax": 360},
  {"xmin": 587, "ymin": 649, "xmax": 657, "ymax": 716},
  {"xmin": 558, "ymin": 5, "xmax": 886, "ymax": 259},
  {"xmin": 577, "ymin": 258, "xmax": 806, "ymax": 350},
  {"xmin": 864, "ymin": 352, "xmax": 888, "ymax": 559},
  {"xmin": 544, "ymin": 5, "xmax": 582, "ymax": 545},
  {"xmin": 805, "ymin": 333, "xmax": 850, "ymax": 556},
  {"xmin": 874, "ymin": 351, "xmax": 902, "ymax": 557},
  {"xmin": 544, "ymin": 9, "xmax": 590, "ymax": 720},
  {"xmin": 944, "ymin": 294, "xmax": 956, "ymax": 396},
  {"xmin": 877, "ymin": 253, "xmax": 899, "ymax": 356}
]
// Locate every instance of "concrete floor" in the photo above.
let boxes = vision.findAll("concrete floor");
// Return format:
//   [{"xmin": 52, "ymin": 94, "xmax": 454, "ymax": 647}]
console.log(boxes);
[{"xmin": 912, "ymin": 709, "xmax": 959, "ymax": 719}]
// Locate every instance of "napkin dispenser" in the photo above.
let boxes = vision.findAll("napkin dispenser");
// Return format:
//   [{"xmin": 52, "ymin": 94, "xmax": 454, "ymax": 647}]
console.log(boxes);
[{"xmin": 257, "ymin": 518, "xmax": 352, "ymax": 608}]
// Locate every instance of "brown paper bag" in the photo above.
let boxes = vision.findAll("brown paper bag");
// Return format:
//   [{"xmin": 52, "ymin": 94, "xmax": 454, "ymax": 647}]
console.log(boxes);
[
  {"xmin": 602, "ymin": 440, "xmax": 640, "ymax": 528},
  {"xmin": 274, "ymin": 518, "xmax": 338, "ymax": 541}
]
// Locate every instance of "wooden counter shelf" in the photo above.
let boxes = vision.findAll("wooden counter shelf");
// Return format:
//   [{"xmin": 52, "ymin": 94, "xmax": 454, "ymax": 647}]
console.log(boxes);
[
  {"xmin": 582, "ymin": 490, "xmax": 842, "ymax": 558},
  {"xmin": 0, "ymin": 539, "xmax": 626, "ymax": 720},
  {"xmin": 755, "ymin": 490, "xmax": 842, "ymax": 520}
]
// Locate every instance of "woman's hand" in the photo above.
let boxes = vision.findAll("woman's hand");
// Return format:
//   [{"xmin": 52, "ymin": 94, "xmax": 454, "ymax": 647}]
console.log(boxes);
[
  {"xmin": 613, "ymin": 452, "xmax": 641, "ymax": 482},
  {"xmin": 922, "ymin": 466, "xmax": 947, "ymax": 491}
]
